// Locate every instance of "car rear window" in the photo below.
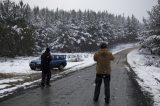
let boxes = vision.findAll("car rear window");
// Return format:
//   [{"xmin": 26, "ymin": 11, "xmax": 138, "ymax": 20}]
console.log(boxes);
[{"xmin": 52, "ymin": 55, "xmax": 66, "ymax": 60}]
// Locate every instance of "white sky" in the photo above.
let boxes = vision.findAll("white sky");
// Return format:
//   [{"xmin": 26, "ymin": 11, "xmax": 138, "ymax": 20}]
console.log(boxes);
[{"xmin": 11, "ymin": 0, "xmax": 157, "ymax": 22}]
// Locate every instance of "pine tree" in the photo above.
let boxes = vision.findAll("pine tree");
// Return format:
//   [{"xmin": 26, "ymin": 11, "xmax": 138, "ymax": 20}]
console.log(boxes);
[
  {"xmin": 141, "ymin": 0, "xmax": 160, "ymax": 55},
  {"xmin": 0, "ymin": 0, "xmax": 35, "ymax": 57},
  {"xmin": 125, "ymin": 15, "xmax": 139, "ymax": 42},
  {"xmin": 148, "ymin": 0, "xmax": 160, "ymax": 35}
]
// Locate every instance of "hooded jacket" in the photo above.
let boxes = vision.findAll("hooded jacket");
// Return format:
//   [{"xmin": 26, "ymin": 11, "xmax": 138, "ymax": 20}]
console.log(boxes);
[
  {"xmin": 41, "ymin": 51, "xmax": 52, "ymax": 71},
  {"xmin": 94, "ymin": 49, "xmax": 114, "ymax": 75}
]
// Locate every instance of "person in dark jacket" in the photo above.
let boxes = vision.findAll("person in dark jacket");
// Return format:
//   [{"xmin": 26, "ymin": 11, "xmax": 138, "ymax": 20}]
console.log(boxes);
[
  {"xmin": 41, "ymin": 47, "xmax": 52, "ymax": 87},
  {"xmin": 93, "ymin": 43, "xmax": 114, "ymax": 104}
]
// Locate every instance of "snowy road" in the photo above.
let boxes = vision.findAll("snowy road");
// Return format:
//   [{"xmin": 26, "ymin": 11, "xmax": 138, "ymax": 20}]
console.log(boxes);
[{"xmin": 0, "ymin": 49, "xmax": 151, "ymax": 106}]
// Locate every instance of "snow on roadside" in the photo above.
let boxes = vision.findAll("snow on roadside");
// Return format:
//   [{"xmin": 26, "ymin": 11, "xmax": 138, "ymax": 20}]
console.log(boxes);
[
  {"xmin": 0, "ymin": 78, "xmax": 24, "ymax": 84},
  {"xmin": 111, "ymin": 43, "xmax": 137, "ymax": 54},
  {"xmin": 62, "ymin": 56, "xmax": 95, "ymax": 75},
  {"xmin": 0, "ymin": 57, "xmax": 39, "ymax": 74},
  {"xmin": 127, "ymin": 49, "xmax": 160, "ymax": 106},
  {"xmin": 0, "ymin": 84, "xmax": 11, "ymax": 89}
]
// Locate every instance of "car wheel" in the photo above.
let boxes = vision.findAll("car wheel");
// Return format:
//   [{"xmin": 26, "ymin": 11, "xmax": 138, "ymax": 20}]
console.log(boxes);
[
  {"xmin": 31, "ymin": 67, "xmax": 36, "ymax": 70},
  {"xmin": 59, "ymin": 65, "xmax": 64, "ymax": 71}
]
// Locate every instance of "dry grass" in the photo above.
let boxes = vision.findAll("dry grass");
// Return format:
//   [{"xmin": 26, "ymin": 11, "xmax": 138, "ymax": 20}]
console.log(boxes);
[{"xmin": 0, "ymin": 73, "xmax": 17, "ymax": 79}]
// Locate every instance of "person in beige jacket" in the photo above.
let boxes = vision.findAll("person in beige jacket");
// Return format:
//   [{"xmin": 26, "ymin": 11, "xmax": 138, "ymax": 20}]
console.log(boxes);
[{"xmin": 93, "ymin": 43, "xmax": 114, "ymax": 104}]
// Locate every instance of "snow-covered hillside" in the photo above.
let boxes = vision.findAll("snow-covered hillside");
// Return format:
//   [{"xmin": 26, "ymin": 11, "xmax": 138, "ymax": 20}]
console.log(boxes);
[{"xmin": 0, "ymin": 0, "xmax": 141, "ymax": 57}]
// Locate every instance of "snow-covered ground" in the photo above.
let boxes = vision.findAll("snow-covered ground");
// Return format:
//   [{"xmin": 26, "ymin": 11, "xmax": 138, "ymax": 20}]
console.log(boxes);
[
  {"xmin": 0, "ymin": 57, "xmax": 39, "ymax": 74},
  {"xmin": 127, "ymin": 49, "xmax": 160, "ymax": 106},
  {"xmin": 0, "ymin": 43, "xmax": 137, "ymax": 99}
]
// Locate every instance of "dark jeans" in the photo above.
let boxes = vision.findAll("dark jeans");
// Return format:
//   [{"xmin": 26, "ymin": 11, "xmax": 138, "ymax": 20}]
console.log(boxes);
[
  {"xmin": 41, "ymin": 70, "xmax": 51, "ymax": 85},
  {"xmin": 93, "ymin": 74, "xmax": 110, "ymax": 101}
]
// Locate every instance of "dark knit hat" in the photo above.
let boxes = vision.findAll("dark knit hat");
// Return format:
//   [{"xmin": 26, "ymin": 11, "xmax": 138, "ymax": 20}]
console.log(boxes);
[
  {"xmin": 46, "ymin": 47, "xmax": 50, "ymax": 52},
  {"xmin": 100, "ymin": 43, "xmax": 107, "ymax": 49}
]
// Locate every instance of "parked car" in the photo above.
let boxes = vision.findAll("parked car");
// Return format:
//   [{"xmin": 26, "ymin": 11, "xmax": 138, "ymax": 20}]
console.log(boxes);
[{"xmin": 29, "ymin": 55, "xmax": 67, "ymax": 71}]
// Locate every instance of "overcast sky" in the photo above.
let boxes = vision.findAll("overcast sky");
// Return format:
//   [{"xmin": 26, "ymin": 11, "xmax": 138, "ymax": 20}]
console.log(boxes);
[{"xmin": 11, "ymin": 0, "xmax": 157, "ymax": 22}]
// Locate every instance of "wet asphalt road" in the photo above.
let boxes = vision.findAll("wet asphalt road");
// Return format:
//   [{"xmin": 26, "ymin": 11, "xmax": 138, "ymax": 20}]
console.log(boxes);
[{"xmin": 0, "ymin": 49, "xmax": 150, "ymax": 106}]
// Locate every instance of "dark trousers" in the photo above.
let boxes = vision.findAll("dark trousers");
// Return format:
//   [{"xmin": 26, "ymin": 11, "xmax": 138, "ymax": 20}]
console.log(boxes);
[
  {"xmin": 41, "ymin": 70, "xmax": 51, "ymax": 85},
  {"xmin": 93, "ymin": 74, "xmax": 110, "ymax": 101}
]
